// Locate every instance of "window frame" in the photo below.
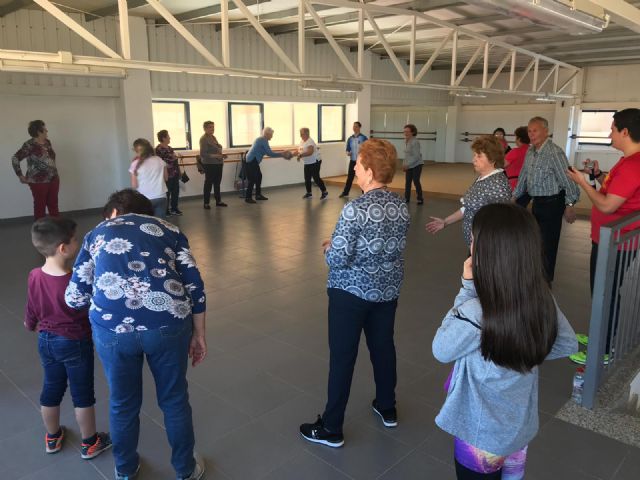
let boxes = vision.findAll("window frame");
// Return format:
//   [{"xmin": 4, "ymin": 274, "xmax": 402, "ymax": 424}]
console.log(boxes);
[
  {"xmin": 578, "ymin": 109, "xmax": 615, "ymax": 146},
  {"xmin": 318, "ymin": 104, "xmax": 346, "ymax": 143},
  {"xmin": 151, "ymin": 100, "xmax": 192, "ymax": 150},
  {"xmin": 228, "ymin": 102, "xmax": 265, "ymax": 148}
]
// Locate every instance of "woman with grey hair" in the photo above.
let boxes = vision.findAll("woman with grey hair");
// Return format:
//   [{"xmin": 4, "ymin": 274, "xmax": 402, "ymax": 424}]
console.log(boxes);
[{"xmin": 244, "ymin": 127, "xmax": 292, "ymax": 204}]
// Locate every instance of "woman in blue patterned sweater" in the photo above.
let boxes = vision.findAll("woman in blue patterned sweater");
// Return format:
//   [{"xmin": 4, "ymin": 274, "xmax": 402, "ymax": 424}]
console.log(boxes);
[
  {"xmin": 65, "ymin": 189, "xmax": 207, "ymax": 480},
  {"xmin": 300, "ymin": 139, "xmax": 410, "ymax": 448}
]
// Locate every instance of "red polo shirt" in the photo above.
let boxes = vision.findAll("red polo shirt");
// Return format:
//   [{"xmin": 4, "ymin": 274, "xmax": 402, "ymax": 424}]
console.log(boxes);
[{"xmin": 591, "ymin": 151, "xmax": 640, "ymax": 244}]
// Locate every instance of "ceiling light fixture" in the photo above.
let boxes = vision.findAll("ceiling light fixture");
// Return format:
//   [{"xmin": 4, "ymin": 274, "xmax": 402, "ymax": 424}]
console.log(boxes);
[
  {"xmin": 536, "ymin": 96, "xmax": 557, "ymax": 102},
  {"xmin": 477, "ymin": 0, "xmax": 609, "ymax": 35}
]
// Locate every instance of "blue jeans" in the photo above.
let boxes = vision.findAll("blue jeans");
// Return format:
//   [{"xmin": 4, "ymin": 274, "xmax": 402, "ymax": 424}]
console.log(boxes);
[
  {"xmin": 38, "ymin": 332, "xmax": 95, "ymax": 408},
  {"xmin": 93, "ymin": 321, "xmax": 195, "ymax": 477},
  {"xmin": 150, "ymin": 197, "xmax": 166, "ymax": 218}
]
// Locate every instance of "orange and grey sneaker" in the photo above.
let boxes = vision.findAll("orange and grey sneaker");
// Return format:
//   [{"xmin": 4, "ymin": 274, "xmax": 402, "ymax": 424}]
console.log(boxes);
[
  {"xmin": 81, "ymin": 432, "xmax": 112, "ymax": 460},
  {"xmin": 45, "ymin": 426, "xmax": 65, "ymax": 454}
]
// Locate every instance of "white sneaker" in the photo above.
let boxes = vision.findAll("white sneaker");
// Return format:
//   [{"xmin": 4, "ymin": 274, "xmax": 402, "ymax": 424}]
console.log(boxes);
[{"xmin": 179, "ymin": 452, "xmax": 205, "ymax": 480}]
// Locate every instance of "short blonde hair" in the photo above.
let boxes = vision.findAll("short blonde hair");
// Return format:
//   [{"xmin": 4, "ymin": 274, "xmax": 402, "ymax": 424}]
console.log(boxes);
[
  {"xmin": 471, "ymin": 135, "xmax": 505, "ymax": 169},
  {"xmin": 359, "ymin": 138, "xmax": 398, "ymax": 184}
]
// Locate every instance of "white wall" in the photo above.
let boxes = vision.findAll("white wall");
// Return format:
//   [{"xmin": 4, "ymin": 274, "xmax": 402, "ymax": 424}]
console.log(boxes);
[{"xmin": 1, "ymin": 94, "xmax": 126, "ymax": 219}]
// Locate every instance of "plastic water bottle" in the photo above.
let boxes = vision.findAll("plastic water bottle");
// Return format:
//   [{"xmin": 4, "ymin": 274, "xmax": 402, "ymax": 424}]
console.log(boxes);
[{"xmin": 572, "ymin": 367, "xmax": 585, "ymax": 404}]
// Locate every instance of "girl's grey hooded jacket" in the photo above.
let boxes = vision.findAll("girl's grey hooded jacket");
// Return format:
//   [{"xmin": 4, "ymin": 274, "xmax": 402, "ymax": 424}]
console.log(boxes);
[{"xmin": 432, "ymin": 278, "xmax": 578, "ymax": 456}]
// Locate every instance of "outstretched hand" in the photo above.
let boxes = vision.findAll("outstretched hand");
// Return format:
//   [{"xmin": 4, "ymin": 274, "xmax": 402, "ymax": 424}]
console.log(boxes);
[{"xmin": 426, "ymin": 217, "xmax": 446, "ymax": 234}]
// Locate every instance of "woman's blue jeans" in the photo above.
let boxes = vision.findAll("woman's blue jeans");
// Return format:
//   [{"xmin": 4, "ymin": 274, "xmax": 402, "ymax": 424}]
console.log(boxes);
[{"xmin": 93, "ymin": 321, "xmax": 195, "ymax": 477}]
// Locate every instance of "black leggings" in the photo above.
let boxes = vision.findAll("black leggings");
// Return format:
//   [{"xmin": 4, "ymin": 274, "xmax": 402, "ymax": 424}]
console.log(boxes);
[
  {"xmin": 404, "ymin": 164, "xmax": 423, "ymax": 201},
  {"xmin": 203, "ymin": 163, "xmax": 223, "ymax": 205},
  {"xmin": 304, "ymin": 162, "xmax": 326, "ymax": 194}
]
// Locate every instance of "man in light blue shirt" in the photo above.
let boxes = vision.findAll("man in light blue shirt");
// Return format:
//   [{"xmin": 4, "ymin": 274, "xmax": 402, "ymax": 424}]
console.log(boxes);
[
  {"xmin": 340, "ymin": 121, "xmax": 368, "ymax": 198},
  {"xmin": 244, "ymin": 127, "xmax": 292, "ymax": 203}
]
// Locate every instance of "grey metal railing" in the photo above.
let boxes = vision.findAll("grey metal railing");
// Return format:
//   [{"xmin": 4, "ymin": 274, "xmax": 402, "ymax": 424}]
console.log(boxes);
[{"xmin": 582, "ymin": 211, "xmax": 640, "ymax": 409}]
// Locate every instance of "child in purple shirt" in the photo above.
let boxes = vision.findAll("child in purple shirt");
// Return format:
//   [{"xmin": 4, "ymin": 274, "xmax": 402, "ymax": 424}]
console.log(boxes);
[{"xmin": 25, "ymin": 217, "xmax": 111, "ymax": 459}]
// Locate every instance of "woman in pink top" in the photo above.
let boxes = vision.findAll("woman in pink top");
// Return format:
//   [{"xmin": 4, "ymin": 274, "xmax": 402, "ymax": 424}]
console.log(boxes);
[{"xmin": 505, "ymin": 126, "xmax": 531, "ymax": 207}]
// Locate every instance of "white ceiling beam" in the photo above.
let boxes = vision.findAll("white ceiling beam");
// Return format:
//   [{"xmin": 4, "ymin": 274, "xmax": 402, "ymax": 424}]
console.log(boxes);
[
  {"xmin": 487, "ymin": 51, "xmax": 512, "ymax": 89},
  {"xmin": 450, "ymin": 30, "xmax": 457, "ymax": 86},
  {"xmin": 32, "ymin": 0, "xmax": 121, "ymax": 59},
  {"xmin": 0, "ymin": 47, "xmax": 576, "ymax": 98},
  {"xmin": 303, "ymin": 0, "xmax": 358, "ymax": 78},
  {"xmin": 536, "ymin": 64, "xmax": 558, "ymax": 92},
  {"xmin": 312, "ymin": 0, "xmax": 578, "ymax": 70},
  {"xmin": 298, "ymin": 0, "xmax": 305, "ymax": 73},
  {"xmin": 587, "ymin": 0, "xmax": 640, "ymax": 34},
  {"xmin": 357, "ymin": 8, "xmax": 364, "ymax": 77},
  {"xmin": 454, "ymin": 41, "xmax": 485, "ymax": 87},
  {"xmin": 221, "ymin": 0, "xmax": 230, "ymax": 67},
  {"xmin": 509, "ymin": 50, "xmax": 515, "ymax": 90},
  {"xmin": 513, "ymin": 58, "xmax": 536, "ymax": 91},
  {"xmin": 409, "ymin": 15, "xmax": 416, "ymax": 82},
  {"xmin": 363, "ymin": 8, "xmax": 408, "ymax": 82},
  {"xmin": 482, "ymin": 42, "xmax": 489, "ymax": 88},
  {"xmin": 231, "ymin": 0, "xmax": 300, "ymax": 73},
  {"xmin": 557, "ymin": 70, "xmax": 580, "ymax": 94},
  {"xmin": 145, "ymin": 0, "xmax": 223, "ymax": 67},
  {"xmin": 414, "ymin": 30, "xmax": 452, "ymax": 83},
  {"xmin": 117, "ymin": 0, "xmax": 130, "ymax": 60}
]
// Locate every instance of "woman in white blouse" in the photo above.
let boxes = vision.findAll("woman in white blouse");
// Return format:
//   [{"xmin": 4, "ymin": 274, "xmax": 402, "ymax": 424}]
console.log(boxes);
[{"xmin": 129, "ymin": 138, "xmax": 168, "ymax": 218}]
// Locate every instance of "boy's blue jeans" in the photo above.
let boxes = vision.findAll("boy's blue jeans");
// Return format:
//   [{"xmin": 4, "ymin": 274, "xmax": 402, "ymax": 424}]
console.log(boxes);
[
  {"xmin": 92, "ymin": 320, "xmax": 195, "ymax": 477},
  {"xmin": 38, "ymin": 332, "xmax": 95, "ymax": 408}
]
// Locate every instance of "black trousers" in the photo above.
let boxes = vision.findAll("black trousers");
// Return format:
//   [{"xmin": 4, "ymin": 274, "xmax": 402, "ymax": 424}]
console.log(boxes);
[
  {"xmin": 404, "ymin": 164, "xmax": 423, "ymax": 201},
  {"xmin": 165, "ymin": 175, "xmax": 180, "ymax": 212},
  {"xmin": 304, "ymin": 162, "xmax": 326, "ymax": 194},
  {"xmin": 322, "ymin": 288, "xmax": 398, "ymax": 433},
  {"xmin": 245, "ymin": 161, "xmax": 262, "ymax": 199},
  {"xmin": 342, "ymin": 160, "xmax": 356, "ymax": 195},
  {"xmin": 515, "ymin": 193, "xmax": 531, "ymax": 208},
  {"xmin": 203, "ymin": 163, "xmax": 223, "ymax": 205},
  {"xmin": 531, "ymin": 192, "xmax": 566, "ymax": 283}
]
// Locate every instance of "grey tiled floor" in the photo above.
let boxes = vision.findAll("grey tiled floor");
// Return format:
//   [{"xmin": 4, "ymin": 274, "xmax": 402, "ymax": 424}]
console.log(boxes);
[{"xmin": 1, "ymin": 185, "xmax": 639, "ymax": 480}]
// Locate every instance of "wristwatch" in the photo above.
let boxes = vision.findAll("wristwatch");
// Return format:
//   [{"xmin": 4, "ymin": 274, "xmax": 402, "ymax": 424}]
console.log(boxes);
[{"xmin": 567, "ymin": 203, "xmax": 574, "ymax": 207}]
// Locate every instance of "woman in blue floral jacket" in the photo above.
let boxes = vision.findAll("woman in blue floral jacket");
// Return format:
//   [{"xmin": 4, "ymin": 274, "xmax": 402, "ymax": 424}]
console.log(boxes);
[{"xmin": 65, "ymin": 189, "xmax": 207, "ymax": 480}]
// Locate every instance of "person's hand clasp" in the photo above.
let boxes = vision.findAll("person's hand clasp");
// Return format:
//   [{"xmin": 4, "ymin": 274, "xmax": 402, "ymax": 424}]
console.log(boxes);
[
  {"xmin": 189, "ymin": 333, "xmax": 207, "ymax": 367},
  {"xmin": 564, "ymin": 206, "xmax": 577, "ymax": 224},
  {"xmin": 322, "ymin": 239, "xmax": 331, "ymax": 253},
  {"xmin": 463, "ymin": 257, "xmax": 473, "ymax": 280}
]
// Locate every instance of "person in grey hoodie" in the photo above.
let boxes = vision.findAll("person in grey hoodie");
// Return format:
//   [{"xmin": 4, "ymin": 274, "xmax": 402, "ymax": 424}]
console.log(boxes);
[
  {"xmin": 432, "ymin": 203, "xmax": 578, "ymax": 479},
  {"xmin": 403, "ymin": 124, "xmax": 424, "ymax": 204}
]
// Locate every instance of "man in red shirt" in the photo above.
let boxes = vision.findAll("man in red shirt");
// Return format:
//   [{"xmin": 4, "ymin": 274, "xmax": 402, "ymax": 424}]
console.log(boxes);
[{"xmin": 567, "ymin": 108, "xmax": 640, "ymax": 364}]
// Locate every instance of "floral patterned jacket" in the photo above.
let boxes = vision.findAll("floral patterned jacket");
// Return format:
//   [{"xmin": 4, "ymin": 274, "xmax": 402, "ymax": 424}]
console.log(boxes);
[
  {"xmin": 12, "ymin": 138, "xmax": 58, "ymax": 183},
  {"xmin": 65, "ymin": 214, "xmax": 206, "ymax": 333},
  {"xmin": 326, "ymin": 189, "xmax": 410, "ymax": 302},
  {"xmin": 155, "ymin": 144, "xmax": 180, "ymax": 178}
]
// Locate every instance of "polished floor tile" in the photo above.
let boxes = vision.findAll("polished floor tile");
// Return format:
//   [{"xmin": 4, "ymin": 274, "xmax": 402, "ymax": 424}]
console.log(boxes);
[{"xmin": 0, "ymin": 185, "xmax": 636, "ymax": 479}]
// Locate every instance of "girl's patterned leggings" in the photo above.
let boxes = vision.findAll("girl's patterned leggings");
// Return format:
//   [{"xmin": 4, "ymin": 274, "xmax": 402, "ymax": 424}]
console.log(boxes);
[{"xmin": 454, "ymin": 437, "xmax": 528, "ymax": 480}]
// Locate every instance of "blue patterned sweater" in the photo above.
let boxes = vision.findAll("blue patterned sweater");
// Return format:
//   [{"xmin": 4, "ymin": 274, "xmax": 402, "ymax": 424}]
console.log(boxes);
[
  {"xmin": 326, "ymin": 189, "xmax": 410, "ymax": 302},
  {"xmin": 65, "ymin": 214, "xmax": 206, "ymax": 333}
]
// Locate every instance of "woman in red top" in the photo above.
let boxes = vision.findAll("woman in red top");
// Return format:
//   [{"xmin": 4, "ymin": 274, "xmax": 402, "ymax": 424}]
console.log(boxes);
[
  {"xmin": 567, "ymin": 108, "xmax": 640, "ymax": 364},
  {"xmin": 504, "ymin": 127, "xmax": 530, "ymax": 190}
]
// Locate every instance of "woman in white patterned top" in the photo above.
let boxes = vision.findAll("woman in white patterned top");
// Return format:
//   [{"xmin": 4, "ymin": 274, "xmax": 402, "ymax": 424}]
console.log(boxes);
[{"xmin": 426, "ymin": 135, "xmax": 512, "ymax": 246}]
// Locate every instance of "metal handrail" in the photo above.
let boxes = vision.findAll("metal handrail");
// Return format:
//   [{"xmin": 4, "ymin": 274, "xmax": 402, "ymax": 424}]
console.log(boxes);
[{"xmin": 582, "ymin": 210, "xmax": 640, "ymax": 409}]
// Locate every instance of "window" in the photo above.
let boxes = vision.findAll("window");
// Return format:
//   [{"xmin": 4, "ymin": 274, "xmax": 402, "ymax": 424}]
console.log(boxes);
[
  {"xmin": 294, "ymin": 103, "xmax": 318, "ymax": 142},
  {"xmin": 190, "ymin": 100, "xmax": 227, "ymax": 149},
  {"xmin": 229, "ymin": 102, "xmax": 264, "ymax": 147},
  {"xmin": 318, "ymin": 104, "xmax": 346, "ymax": 143},
  {"xmin": 264, "ymin": 102, "xmax": 293, "ymax": 146},
  {"xmin": 578, "ymin": 110, "xmax": 614, "ymax": 145},
  {"xmin": 151, "ymin": 101, "xmax": 191, "ymax": 149}
]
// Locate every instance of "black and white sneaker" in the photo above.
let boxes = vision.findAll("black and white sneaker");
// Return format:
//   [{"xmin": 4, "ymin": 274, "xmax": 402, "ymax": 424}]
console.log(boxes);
[
  {"xmin": 302, "ymin": 193, "xmax": 312, "ymax": 199},
  {"xmin": 372, "ymin": 400, "xmax": 398, "ymax": 428},
  {"xmin": 299, "ymin": 416, "xmax": 344, "ymax": 448},
  {"xmin": 320, "ymin": 191, "xmax": 328, "ymax": 200}
]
